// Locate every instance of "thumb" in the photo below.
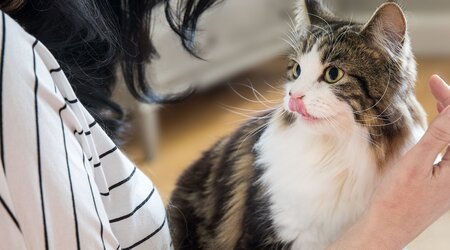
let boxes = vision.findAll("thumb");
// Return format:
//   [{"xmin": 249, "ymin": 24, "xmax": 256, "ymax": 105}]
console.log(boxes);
[
  {"xmin": 430, "ymin": 75, "xmax": 450, "ymax": 109},
  {"xmin": 414, "ymin": 106, "xmax": 450, "ymax": 163}
]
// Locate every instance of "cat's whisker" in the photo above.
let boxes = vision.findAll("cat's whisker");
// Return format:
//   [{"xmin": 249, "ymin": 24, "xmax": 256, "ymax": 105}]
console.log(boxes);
[
  {"xmin": 353, "ymin": 127, "xmax": 384, "ymax": 151},
  {"xmin": 360, "ymin": 103, "xmax": 392, "ymax": 120},
  {"xmin": 281, "ymin": 22, "xmax": 299, "ymax": 40},
  {"xmin": 310, "ymin": 24, "xmax": 329, "ymax": 36},
  {"xmin": 221, "ymin": 105, "xmax": 267, "ymax": 119},
  {"xmin": 283, "ymin": 23, "xmax": 300, "ymax": 43},
  {"xmin": 354, "ymin": 102, "xmax": 395, "ymax": 123},
  {"xmin": 226, "ymin": 117, "xmax": 269, "ymax": 126},
  {"xmin": 280, "ymin": 17, "xmax": 301, "ymax": 53},
  {"xmin": 283, "ymin": 20, "xmax": 301, "ymax": 47},
  {"xmin": 354, "ymin": 60, "xmax": 392, "ymax": 114},
  {"xmin": 362, "ymin": 114, "xmax": 404, "ymax": 128},
  {"xmin": 280, "ymin": 36, "xmax": 301, "ymax": 55},
  {"xmin": 246, "ymin": 79, "xmax": 282, "ymax": 104},
  {"xmin": 266, "ymin": 90, "xmax": 285, "ymax": 96},
  {"xmin": 284, "ymin": 11, "xmax": 302, "ymax": 40},
  {"xmin": 219, "ymin": 104, "xmax": 274, "ymax": 114},
  {"xmin": 222, "ymin": 110, "xmax": 281, "ymax": 127},
  {"xmin": 353, "ymin": 113, "xmax": 393, "ymax": 122},
  {"xmin": 282, "ymin": 12, "xmax": 300, "ymax": 40},
  {"xmin": 323, "ymin": 116, "xmax": 339, "ymax": 133},
  {"xmin": 234, "ymin": 82, "xmax": 283, "ymax": 104},
  {"xmin": 303, "ymin": 28, "xmax": 320, "ymax": 43},
  {"xmin": 238, "ymin": 110, "xmax": 287, "ymax": 150},
  {"xmin": 170, "ymin": 2, "xmax": 426, "ymax": 248},
  {"xmin": 262, "ymin": 80, "xmax": 284, "ymax": 91},
  {"xmin": 326, "ymin": 16, "xmax": 353, "ymax": 62},
  {"xmin": 308, "ymin": 13, "xmax": 333, "ymax": 34},
  {"xmin": 238, "ymin": 123, "xmax": 269, "ymax": 151},
  {"xmin": 325, "ymin": 115, "xmax": 383, "ymax": 150},
  {"xmin": 219, "ymin": 105, "xmax": 277, "ymax": 120},
  {"xmin": 227, "ymin": 82, "xmax": 280, "ymax": 106}
]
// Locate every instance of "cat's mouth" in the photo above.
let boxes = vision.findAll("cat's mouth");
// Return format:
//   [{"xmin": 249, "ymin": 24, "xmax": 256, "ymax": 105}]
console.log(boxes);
[
  {"xmin": 299, "ymin": 112, "xmax": 318, "ymax": 121},
  {"xmin": 288, "ymin": 97, "xmax": 320, "ymax": 121}
]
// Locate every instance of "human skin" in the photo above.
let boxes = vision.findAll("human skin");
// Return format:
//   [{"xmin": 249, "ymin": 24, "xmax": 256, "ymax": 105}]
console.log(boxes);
[{"xmin": 328, "ymin": 75, "xmax": 450, "ymax": 250}]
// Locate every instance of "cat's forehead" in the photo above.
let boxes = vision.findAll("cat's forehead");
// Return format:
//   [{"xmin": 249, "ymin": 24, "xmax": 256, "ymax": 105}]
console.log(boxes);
[
  {"xmin": 298, "ymin": 22, "xmax": 362, "ymax": 55},
  {"xmin": 294, "ymin": 22, "xmax": 365, "ymax": 64}
]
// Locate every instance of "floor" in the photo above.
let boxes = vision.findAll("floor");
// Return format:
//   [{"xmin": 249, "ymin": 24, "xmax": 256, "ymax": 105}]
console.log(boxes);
[{"xmin": 125, "ymin": 57, "xmax": 450, "ymax": 249}]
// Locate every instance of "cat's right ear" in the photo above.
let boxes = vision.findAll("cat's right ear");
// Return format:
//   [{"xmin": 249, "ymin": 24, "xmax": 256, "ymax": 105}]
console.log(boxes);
[
  {"xmin": 295, "ymin": 0, "xmax": 337, "ymax": 28},
  {"xmin": 360, "ymin": 3, "xmax": 407, "ymax": 53}
]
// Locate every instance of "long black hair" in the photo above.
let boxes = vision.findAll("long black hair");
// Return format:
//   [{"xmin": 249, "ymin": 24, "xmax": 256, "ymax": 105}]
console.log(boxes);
[{"xmin": 1, "ymin": 0, "xmax": 221, "ymax": 142}]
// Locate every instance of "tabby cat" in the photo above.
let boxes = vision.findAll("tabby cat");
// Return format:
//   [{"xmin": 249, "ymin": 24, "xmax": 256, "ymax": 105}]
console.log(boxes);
[{"xmin": 168, "ymin": 1, "xmax": 427, "ymax": 249}]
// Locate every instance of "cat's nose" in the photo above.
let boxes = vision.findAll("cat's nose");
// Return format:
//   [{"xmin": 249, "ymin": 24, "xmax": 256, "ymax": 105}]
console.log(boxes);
[
  {"xmin": 288, "ymin": 94, "xmax": 308, "ymax": 115},
  {"xmin": 289, "ymin": 92, "xmax": 305, "ymax": 99}
]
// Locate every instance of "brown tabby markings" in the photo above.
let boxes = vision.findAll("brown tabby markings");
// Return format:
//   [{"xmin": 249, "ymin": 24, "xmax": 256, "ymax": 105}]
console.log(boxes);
[
  {"xmin": 283, "ymin": 22, "xmax": 426, "ymax": 167},
  {"xmin": 168, "ymin": 2, "xmax": 427, "ymax": 249},
  {"xmin": 168, "ymin": 117, "xmax": 280, "ymax": 249}
]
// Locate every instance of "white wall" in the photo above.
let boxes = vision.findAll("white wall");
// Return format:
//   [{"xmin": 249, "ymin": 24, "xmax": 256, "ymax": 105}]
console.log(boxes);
[{"xmin": 333, "ymin": 0, "xmax": 450, "ymax": 56}]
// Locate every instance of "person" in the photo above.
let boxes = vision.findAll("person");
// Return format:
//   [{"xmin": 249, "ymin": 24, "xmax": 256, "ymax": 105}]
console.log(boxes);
[
  {"xmin": 0, "ymin": 0, "xmax": 218, "ymax": 249},
  {"xmin": 1, "ymin": 0, "xmax": 450, "ymax": 249}
]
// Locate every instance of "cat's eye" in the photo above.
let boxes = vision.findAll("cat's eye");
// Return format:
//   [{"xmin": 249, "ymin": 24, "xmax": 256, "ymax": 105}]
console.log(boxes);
[
  {"xmin": 290, "ymin": 62, "xmax": 301, "ymax": 80},
  {"xmin": 324, "ymin": 66, "xmax": 344, "ymax": 84}
]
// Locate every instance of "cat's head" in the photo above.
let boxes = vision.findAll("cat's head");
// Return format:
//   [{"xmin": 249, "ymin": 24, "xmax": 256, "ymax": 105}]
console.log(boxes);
[{"xmin": 281, "ymin": 1, "xmax": 426, "ymax": 164}]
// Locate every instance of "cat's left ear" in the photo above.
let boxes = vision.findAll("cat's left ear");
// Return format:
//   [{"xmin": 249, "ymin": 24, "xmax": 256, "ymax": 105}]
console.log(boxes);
[
  {"xmin": 295, "ymin": 0, "xmax": 337, "ymax": 30},
  {"xmin": 361, "ymin": 3, "xmax": 407, "ymax": 50}
]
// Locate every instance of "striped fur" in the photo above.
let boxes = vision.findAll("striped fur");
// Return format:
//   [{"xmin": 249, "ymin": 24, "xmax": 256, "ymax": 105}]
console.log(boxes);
[
  {"xmin": 168, "ymin": 1, "xmax": 427, "ymax": 249},
  {"xmin": 168, "ymin": 115, "xmax": 288, "ymax": 249}
]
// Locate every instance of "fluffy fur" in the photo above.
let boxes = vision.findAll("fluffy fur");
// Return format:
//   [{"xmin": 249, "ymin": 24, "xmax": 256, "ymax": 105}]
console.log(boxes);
[{"xmin": 168, "ymin": 1, "xmax": 427, "ymax": 249}]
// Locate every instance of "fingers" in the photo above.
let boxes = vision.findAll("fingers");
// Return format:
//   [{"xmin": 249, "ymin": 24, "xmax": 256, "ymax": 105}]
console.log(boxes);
[
  {"xmin": 442, "ymin": 146, "xmax": 450, "ymax": 162},
  {"xmin": 430, "ymin": 75, "xmax": 450, "ymax": 108},
  {"xmin": 414, "ymin": 106, "xmax": 450, "ymax": 163},
  {"xmin": 437, "ymin": 102, "xmax": 445, "ymax": 113},
  {"xmin": 406, "ymin": 74, "xmax": 450, "ymax": 166}
]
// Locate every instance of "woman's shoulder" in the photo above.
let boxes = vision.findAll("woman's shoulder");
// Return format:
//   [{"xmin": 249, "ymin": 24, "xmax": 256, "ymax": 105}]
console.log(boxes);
[
  {"xmin": 0, "ymin": 10, "xmax": 63, "ymax": 95},
  {"xmin": 0, "ymin": 10, "xmax": 37, "ymax": 47}
]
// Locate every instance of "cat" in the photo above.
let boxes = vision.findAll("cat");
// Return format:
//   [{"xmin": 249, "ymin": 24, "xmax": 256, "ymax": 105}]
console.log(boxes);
[{"xmin": 167, "ymin": 1, "xmax": 427, "ymax": 249}]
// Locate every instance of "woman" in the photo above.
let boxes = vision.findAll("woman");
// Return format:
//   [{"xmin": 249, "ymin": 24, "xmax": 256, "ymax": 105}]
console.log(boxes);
[
  {"xmin": 0, "ymin": 0, "xmax": 219, "ymax": 249},
  {"xmin": 1, "ymin": 0, "xmax": 450, "ymax": 249}
]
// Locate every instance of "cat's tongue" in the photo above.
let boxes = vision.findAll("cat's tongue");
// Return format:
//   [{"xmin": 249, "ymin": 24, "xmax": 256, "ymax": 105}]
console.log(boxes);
[{"xmin": 288, "ymin": 97, "xmax": 314, "ymax": 120}]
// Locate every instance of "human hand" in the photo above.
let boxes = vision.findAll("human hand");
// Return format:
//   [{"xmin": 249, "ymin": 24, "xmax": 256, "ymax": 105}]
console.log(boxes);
[{"xmin": 329, "ymin": 75, "xmax": 450, "ymax": 250}]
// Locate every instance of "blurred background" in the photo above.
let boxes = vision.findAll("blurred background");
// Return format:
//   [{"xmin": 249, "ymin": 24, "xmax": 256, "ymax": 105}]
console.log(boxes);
[{"xmin": 115, "ymin": 0, "xmax": 450, "ymax": 248}]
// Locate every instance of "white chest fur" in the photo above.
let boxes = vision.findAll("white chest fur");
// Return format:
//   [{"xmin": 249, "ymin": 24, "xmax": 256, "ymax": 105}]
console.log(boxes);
[{"xmin": 256, "ymin": 121, "xmax": 380, "ymax": 250}]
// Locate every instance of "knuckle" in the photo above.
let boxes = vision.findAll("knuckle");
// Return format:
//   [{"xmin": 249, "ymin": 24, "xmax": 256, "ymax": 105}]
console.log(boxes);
[
  {"xmin": 442, "ymin": 96, "xmax": 450, "ymax": 107},
  {"xmin": 429, "ymin": 122, "xmax": 450, "ymax": 143}
]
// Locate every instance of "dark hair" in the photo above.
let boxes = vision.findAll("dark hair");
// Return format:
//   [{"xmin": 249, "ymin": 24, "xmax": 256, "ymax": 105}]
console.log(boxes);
[
  {"xmin": 164, "ymin": 0, "xmax": 223, "ymax": 57},
  {"xmin": 2, "ymin": 0, "xmax": 221, "ymax": 142}
]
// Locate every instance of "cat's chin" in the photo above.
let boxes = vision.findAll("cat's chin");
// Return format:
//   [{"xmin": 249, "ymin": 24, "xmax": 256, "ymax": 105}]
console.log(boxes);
[
  {"xmin": 280, "ymin": 108, "xmax": 350, "ymax": 134},
  {"xmin": 294, "ymin": 114, "xmax": 332, "ymax": 130},
  {"xmin": 292, "ymin": 112, "xmax": 325, "ymax": 124},
  {"xmin": 289, "ymin": 112, "xmax": 349, "ymax": 134}
]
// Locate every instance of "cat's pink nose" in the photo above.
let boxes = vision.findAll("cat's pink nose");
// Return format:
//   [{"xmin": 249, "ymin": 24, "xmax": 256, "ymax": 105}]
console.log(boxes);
[{"xmin": 288, "ymin": 94, "xmax": 308, "ymax": 116}]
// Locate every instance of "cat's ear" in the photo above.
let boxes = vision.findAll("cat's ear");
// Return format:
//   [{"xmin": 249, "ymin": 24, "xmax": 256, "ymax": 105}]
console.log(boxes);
[
  {"xmin": 361, "ymin": 3, "xmax": 407, "ymax": 50},
  {"xmin": 295, "ymin": 0, "xmax": 337, "ymax": 29}
]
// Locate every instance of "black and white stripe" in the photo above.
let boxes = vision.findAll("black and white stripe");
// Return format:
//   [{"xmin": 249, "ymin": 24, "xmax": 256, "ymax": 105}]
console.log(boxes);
[
  {"xmin": 0, "ymin": 194, "xmax": 21, "ymax": 231},
  {"xmin": 59, "ymin": 104, "xmax": 81, "ymax": 250},
  {"xmin": 0, "ymin": 12, "xmax": 6, "ymax": 173},
  {"xmin": 0, "ymin": 11, "xmax": 172, "ymax": 249},
  {"xmin": 33, "ymin": 39, "xmax": 49, "ymax": 250}
]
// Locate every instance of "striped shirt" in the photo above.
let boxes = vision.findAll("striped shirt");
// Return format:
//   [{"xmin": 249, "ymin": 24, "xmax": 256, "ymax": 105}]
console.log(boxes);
[{"xmin": 0, "ymin": 11, "xmax": 171, "ymax": 250}]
